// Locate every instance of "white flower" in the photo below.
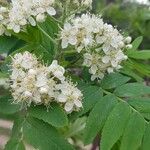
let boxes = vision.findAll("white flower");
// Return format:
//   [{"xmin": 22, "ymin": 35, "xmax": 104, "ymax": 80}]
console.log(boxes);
[
  {"xmin": 56, "ymin": 81, "xmax": 83, "ymax": 113},
  {"xmin": 61, "ymin": 14, "xmax": 103, "ymax": 52},
  {"xmin": 11, "ymin": 51, "xmax": 38, "ymax": 70},
  {"xmin": 61, "ymin": 13, "xmax": 132, "ymax": 80},
  {"xmin": 61, "ymin": 23, "xmax": 78, "ymax": 49},
  {"xmin": 48, "ymin": 60, "xmax": 65, "ymax": 81},
  {"xmin": 83, "ymin": 49, "xmax": 128, "ymax": 80},
  {"xmin": 0, "ymin": 0, "xmax": 56, "ymax": 34}
]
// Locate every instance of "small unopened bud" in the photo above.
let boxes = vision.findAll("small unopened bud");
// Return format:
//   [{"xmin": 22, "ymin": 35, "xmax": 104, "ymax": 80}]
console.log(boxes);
[
  {"xmin": 126, "ymin": 44, "xmax": 133, "ymax": 49},
  {"xmin": 125, "ymin": 36, "xmax": 132, "ymax": 44},
  {"xmin": 40, "ymin": 87, "xmax": 48, "ymax": 94}
]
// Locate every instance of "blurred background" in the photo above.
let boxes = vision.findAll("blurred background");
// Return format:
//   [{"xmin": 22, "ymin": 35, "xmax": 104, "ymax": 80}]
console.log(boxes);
[{"xmin": 0, "ymin": 0, "xmax": 150, "ymax": 149}]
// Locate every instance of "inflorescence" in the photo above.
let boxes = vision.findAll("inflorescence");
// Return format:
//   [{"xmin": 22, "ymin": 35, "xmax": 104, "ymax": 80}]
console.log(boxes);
[
  {"xmin": 60, "ymin": 14, "xmax": 132, "ymax": 81},
  {"xmin": 10, "ymin": 51, "xmax": 83, "ymax": 113},
  {"xmin": 0, "ymin": 0, "xmax": 56, "ymax": 35}
]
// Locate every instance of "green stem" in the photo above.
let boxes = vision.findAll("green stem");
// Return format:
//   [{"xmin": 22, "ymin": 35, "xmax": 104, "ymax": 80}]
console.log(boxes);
[{"xmin": 63, "ymin": 50, "xmax": 77, "ymax": 55}]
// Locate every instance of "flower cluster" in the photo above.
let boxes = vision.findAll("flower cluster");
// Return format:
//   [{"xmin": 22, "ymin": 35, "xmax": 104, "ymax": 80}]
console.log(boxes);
[
  {"xmin": 10, "ymin": 51, "xmax": 83, "ymax": 113},
  {"xmin": 0, "ymin": 7, "xmax": 10, "ymax": 36},
  {"xmin": 0, "ymin": 0, "xmax": 56, "ymax": 34},
  {"xmin": 61, "ymin": 14, "xmax": 132, "ymax": 80}
]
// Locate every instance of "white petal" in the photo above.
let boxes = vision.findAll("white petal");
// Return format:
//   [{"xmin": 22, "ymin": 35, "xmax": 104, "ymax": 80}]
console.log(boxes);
[
  {"xmin": 28, "ymin": 17, "xmax": 36, "ymax": 26},
  {"xmin": 91, "ymin": 74, "xmax": 97, "ymax": 81},
  {"xmin": 13, "ymin": 25, "xmax": 20, "ymax": 33},
  {"xmin": 90, "ymin": 65, "xmax": 98, "ymax": 74},
  {"xmin": 111, "ymin": 60, "xmax": 118, "ymax": 67},
  {"xmin": 58, "ymin": 94, "xmax": 67, "ymax": 103},
  {"xmin": 69, "ymin": 36, "xmax": 77, "ymax": 45},
  {"xmin": 74, "ymin": 99, "xmax": 82, "ymax": 108},
  {"xmin": 102, "ymin": 56, "xmax": 110, "ymax": 64},
  {"xmin": 64, "ymin": 102, "xmax": 74, "ymax": 112},
  {"xmin": 47, "ymin": 7, "xmax": 56, "ymax": 16},
  {"xmin": 102, "ymin": 44, "xmax": 110, "ymax": 53},
  {"xmin": 96, "ymin": 35, "xmax": 105, "ymax": 44},
  {"xmin": 61, "ymin": 39, "xmax": 68, "ymax": 49},
  {"xmin": 107, "ymin": 67, "xmax": 114, "ymax": 73}
]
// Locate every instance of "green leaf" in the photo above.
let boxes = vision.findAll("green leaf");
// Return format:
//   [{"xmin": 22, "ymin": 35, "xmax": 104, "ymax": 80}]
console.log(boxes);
[
  {"xmin": 128, "ymin": 98, "xmax": 150, "ymax": 120},
  {"xmin": 78, "ymin": 84, "xmax": 103, "ymax": 114},
  {"xmin": 141, "ymin": 123, "xmax": 150, "ymax": 150},
  {"xmin": 38, "ymin": 17, "xmax": 59, "ymax": 55},
  {"xmin": 141, "ymin": 113, "xmax": 150, "ymax": 120},
  {"xmin": 5, "ymin": 140, "xmax": 25, "ymax": 150},
  {"xmin": 28, "ymin": 103, "xmax": 68, "ymax": 127},
  {"xmin": 101, "ymin": 73, "xmax": 130, "ymax": 89},
  {"xmin": 130, "ymin": 60, "xmax": 150, "ymax": 76},
  {"xmin": 114, "ymin": 83, "xmax": 150, "ymax": 97},
  {"xmin": 131, "ymin": 36, "xmax": 143, "ymax": 50},
  {"xmin": 128, "ymin": 98, "xmax": 150, "ymax": 113},
  {"xmin": 84, "ymin": 94, "xmax": 118, "ymax": 145},
  {"xmin": 23, "ymin": 117, "xmax": 74, "ymax": 150},
  {"xmin": 100, "ymin": 102, "xmax": 131, "ymax": 150},
  {"xmin": 0, "ymin": 96, "xmax": 20, "ymax": 114},
  {"xmin": 120, "ymin": 67, "xmax": 143, "ymax": 82},
  {"xmin": 120, "ymin": 112, "xmax": 145, "ymax": 150},
  {"xmin": 26, "ymin": 25, "xmax": 41, "ymax": 43},
  {"xmin": 128, "ymin": 50, "xmax": 150, "ymax": 60},
  {"xmin": 5, "ymin": 117, "xmax": 25, "ymax": 150},
  {"xmin": 0, "ymin": 36, "xmax": 18, "ymax": 53}
]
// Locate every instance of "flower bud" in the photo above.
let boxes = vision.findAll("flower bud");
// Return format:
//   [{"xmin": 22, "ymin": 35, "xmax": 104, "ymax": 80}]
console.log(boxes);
[
  {"xmin": 126, "ymin": 44, "xmax": 133, "ymax": 49},
  {"xmin": 125, "ymin": 36, "xmax": 132, "ymax": 44}
]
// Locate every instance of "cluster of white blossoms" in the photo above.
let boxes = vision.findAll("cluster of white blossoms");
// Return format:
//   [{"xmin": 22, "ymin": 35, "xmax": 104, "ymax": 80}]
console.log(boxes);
[
  {"xmin": 10, "ymin": 51, "xmax": 83, "ymax": 113},
  {"xmin": 0, "ymin": 7, "xmax": 10, "ymax": 36},
  {"xmin": 61, "ymin": 13, "xmax": 132, "ymax": 81},
  {"xmin": 0, "ymin": 0, "xmax": 56, "ymax": 34}
]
